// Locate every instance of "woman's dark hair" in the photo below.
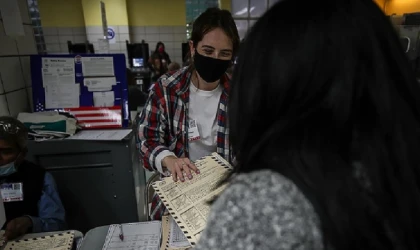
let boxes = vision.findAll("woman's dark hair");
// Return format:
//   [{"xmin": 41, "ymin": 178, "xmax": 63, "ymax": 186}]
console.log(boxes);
[
  {"xmin": 154, "ymin": 41, "xmax": 165, "ymax": 53},
  {"xmin": 190, "ymin": 7, "xmax": 240, "ymax": 57},
  {"xmin": 229, "ymin": 0, "xmax": 420, "ymax": 249},
  {"xmin": 150, "ymin": 52, "xmax": 160, "ymax": 61}
]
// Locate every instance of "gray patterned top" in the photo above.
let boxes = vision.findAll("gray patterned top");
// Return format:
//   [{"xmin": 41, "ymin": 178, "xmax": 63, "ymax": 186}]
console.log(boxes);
[{"xmin": 195, "ymin": 170, "xmax": 324, "ymax": 250}]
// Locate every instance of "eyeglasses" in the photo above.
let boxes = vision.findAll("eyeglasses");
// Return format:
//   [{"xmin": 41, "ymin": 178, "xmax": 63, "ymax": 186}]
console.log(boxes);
[{"xmin": 0, "ymin": 121, "xmax": 21, "ymax": 135}]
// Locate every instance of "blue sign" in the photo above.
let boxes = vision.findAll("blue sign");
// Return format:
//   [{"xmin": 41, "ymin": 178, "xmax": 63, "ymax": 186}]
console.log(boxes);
[{"xmin": 107, "ymin": 28, "xmax": 115, "ymax": 40}]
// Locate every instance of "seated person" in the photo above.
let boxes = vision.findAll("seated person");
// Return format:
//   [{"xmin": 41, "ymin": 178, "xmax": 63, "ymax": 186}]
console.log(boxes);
[
  {"xmin": 168, "ymin": 62, "xmax": 181, "ymax": 72},
  {"xmin": 0, "ymin": 116, "xmax": 66, "ymax": 240}
]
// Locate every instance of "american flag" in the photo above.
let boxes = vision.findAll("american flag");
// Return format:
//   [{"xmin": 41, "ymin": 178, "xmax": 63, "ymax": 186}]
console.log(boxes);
[
  {"xmin": 63, "ymin": 106, "xmax": 122, "ymax": 129},
  {"xmin": 34, "ymin": 103, "xmax": 122, "ymax": 129}
]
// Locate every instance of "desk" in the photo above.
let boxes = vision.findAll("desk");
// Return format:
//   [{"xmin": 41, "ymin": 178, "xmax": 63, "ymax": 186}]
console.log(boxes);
[
  {"xmin": 78, "ymin": 226, "xmax": 109, "ymax": 250},
  {"xmin": 0, "ymin": 230, "xmax": 84, "ymax": 250},
  {"xmin": 79, "ymin": 224, "xmax": 166, "ymax": 250},
  {"xmin": 26, "ymin": 133, "xmax": 147, "ymax": 233}
]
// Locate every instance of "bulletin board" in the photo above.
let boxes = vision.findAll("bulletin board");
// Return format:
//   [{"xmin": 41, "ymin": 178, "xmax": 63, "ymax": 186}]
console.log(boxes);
[{"xmin": 30, "ymin": 54, "xmax": 130, "ymax": 129}]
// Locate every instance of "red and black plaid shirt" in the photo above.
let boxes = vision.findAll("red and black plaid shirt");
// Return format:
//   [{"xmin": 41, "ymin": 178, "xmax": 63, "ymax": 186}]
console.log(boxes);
[{"xmin": 137, "ymin": 67, "xmax": 231, "ymax": 220}]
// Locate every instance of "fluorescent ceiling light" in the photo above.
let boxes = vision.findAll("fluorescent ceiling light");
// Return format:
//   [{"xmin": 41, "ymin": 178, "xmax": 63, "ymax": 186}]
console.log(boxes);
[{"xmin": 235, "ymin": 7, "xmax": 256, "ymax": 16}]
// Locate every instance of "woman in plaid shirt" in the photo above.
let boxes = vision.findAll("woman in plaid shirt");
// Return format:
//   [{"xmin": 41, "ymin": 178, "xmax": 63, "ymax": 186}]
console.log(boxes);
[{"xmin": 137, "ymin": 8, "xmax": 240, "ymax": 220}]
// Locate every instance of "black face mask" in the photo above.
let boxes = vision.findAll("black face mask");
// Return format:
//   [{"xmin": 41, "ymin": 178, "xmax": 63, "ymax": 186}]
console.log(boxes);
[{"xmin": 194, "ymin": 50, "xmax": 231, "ymax": 83}]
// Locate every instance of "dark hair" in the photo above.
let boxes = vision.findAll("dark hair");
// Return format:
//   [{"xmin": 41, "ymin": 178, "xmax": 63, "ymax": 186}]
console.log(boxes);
[
  {"xmin": 150, "ymin": 52, "xmax": 161, "ymax": 62},
  {"xmin": 149, "ymin": 52, "xmax": 166, "ymax": 74},
  {"xmin": 229, "ymin": 0, "xmax": 420, "ymax": 249},
  {"xmin": 190, "ymin": 7, "xmax": 240, "ymax": 57},
  {"xmin": 154, "ymin": 41, "xmax": 165, "ymax": 53}
]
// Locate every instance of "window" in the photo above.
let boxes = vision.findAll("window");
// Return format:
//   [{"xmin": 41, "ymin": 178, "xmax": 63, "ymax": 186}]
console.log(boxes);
[
  {"xmin": 186, "ymin": 0, "xmax": 219, "ymax": 39},
  {"xmin": 27, "ymin": 0, "xmax": 46, "ymax": 54},
  {"xmin": 232, "ymin": 0, "xmax": 280, "ymax": 40}
]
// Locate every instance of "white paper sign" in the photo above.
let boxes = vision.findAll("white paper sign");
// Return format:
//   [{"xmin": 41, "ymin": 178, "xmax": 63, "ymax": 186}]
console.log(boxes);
[
  {"xmin": 97, "ymin": 38, "xmax": 110, "ymax": 53},
  {"xmin": 83, "ymin": 77, "xmax": 116, "ymax": 91},
  {"xmin": 42, "ymin": 58, "xmax": 75, "ymax": 86},
  {"xmin": 93, "ymin": 91, "xmax": 115, "ymax": 107},
  {"xmin": 45, "ymin": 83, "xmax": 80, "ymax": 109},
  {"xmin": 81, "ymin": 57, "xmax": 114, "ymax": 77}
]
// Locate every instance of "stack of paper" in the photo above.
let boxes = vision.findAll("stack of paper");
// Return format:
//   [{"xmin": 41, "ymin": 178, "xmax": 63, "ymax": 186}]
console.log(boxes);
[
  {"xmin": 3, "ymin": 231, "xmax": 74, "ymax": 250},
  {"xmin": 152, "ymin": 153, "xmax": 232, "ymax": 246},
  {"xmin": 102, "ymin": 222, "xmax": 161, "ymax": 250},
  {"xmin": 160, "ymin": 216, "xmax": 191, "ymax": 250}
]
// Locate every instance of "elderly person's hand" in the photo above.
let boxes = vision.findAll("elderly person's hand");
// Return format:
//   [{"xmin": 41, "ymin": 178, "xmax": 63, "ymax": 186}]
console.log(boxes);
[{"xmin": 4, "ymin": 216, "xmax": 32, "ymax": 241}]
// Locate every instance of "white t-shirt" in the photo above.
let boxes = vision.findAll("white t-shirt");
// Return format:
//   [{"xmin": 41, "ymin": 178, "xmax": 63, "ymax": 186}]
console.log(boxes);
[
  {"xmin": 154, "ymin": 82, "xmax": 222, "ymax": 174},
  {"xmin": 188, "ymin": 82, "xmax": 223, "ymax": 162}
]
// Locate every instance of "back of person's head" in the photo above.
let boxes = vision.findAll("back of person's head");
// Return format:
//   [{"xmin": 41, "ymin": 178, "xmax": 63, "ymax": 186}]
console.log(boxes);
[
  {"xmin": 150, "ymin": 52, "xmax": 162, "ymax": 68},
  {"xmin": 0, "ymin": 116, "xmax": 28, "ymax": 151},
  {"xmin": 190, "ymin": 7, "xmax": 240, "ymax": 57},
  {"xmin": 168, "ymin": 62, "xmax": 181, "ymax": 71},
  {"xmin": 230, "ymin": 0, "xmax": 420, "ymax": 249}
]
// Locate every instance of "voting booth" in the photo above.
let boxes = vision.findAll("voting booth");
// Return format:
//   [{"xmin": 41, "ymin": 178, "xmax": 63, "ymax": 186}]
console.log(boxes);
[{"xmin": 30, "ymin": 54, "xmax": 130, "ymax": 129}]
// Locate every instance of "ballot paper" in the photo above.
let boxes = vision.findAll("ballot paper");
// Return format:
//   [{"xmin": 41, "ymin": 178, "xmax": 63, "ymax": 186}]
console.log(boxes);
[
  {"xmin": 102, "ymin": 222, "xmax": 161, "ymax": 250},
  {"xmin": 3, "ymin": 231, "xmax": 74, "ymax": 250},
  {"xmin": 160, "ymin": 216, "xmax": 191, "ymax": 250},
  {"xmin": 152, "ymin": 153, "xmax": 232, "ymax": 246},
  {"xmin": 169, "ymin": 216, "xmax": 190, "ymax": 248}
]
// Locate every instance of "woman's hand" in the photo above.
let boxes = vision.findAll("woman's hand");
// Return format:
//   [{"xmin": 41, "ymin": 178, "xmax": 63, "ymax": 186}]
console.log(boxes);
[{"xmin": 162, "ymin": 156, "xmax": 200, "ymax": 182}]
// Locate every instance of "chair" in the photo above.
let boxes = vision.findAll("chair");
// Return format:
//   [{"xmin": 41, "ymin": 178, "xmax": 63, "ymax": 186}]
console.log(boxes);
[{"xmin": 144, "ymin": 172, "xmax": 161, "ymax": 221}]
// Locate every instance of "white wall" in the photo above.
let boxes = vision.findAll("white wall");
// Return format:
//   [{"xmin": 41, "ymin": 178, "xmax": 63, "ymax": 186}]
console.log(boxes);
[{"xmin": 0, "ymin": 0, "xmax": 37, "ymax": 117}]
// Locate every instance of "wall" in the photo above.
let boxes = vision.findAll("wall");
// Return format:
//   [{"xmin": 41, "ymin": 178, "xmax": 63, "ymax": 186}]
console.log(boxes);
[
  {"xmin": 127, "ymin": 0, "xmax": 186, "ymax": 64},
  {"xmin": 37, "ymin": 0, "xmax": 188, "ymax": 64},
  {"xmin": 0, "ymin": 0, "xmax": 37, "ymax": 117},
  {"xmin": 386, "ymin": 0, "xmax": 420, "ymax": 15},
  {"xmin": 127, "ymin": 0, "xmax": 185, "ymax": 27},
  {"xmin": 38, "ymin": 0, "xmax": 87, "ymax": 54},
  {"xmin": 219, "ymin": 0, "xmax": 232, "ymax": 11},
  {"xmin": 81, "ymin": 0, "xmax": 130, "ymax": 65},
  {"xmin": 374, "ymin": 0, "xmax": 386, "ymax": 10}
]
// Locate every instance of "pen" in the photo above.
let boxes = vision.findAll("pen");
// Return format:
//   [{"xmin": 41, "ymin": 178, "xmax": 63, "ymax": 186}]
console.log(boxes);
[{"xmin": 119, "ymin": 224, "xmax": 124, "ymax": 241}]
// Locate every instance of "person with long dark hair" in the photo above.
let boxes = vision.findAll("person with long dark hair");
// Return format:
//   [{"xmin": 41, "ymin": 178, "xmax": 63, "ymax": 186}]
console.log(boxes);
[
  {"xmin": 154, "ymin": 42, "xmax": 171, "ymax": 67},
  {"xmin": 137, "ymin": 8, "xmax": 239, "ymax": 220},
  {"xmin": 148, "ymin": 52, "xmax": 166, "ymax": 82},
  {"xmin": 195, "ymin": 0, "xmax": 420, "ymax": 249}
]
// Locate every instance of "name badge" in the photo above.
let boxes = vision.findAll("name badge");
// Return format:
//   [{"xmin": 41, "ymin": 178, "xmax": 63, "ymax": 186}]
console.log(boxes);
[
  {"xmin": 188, "ymin": 119, "xmax": 201, "ymax": 142},
  {"xmin": 0, "ymin": 183, "xmax": 23, "ymax": 202}
]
